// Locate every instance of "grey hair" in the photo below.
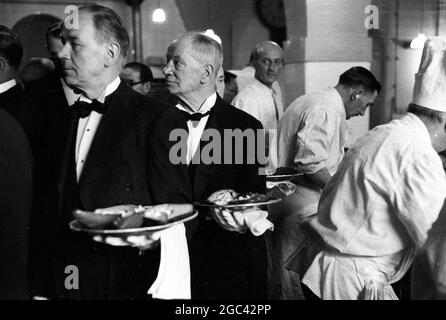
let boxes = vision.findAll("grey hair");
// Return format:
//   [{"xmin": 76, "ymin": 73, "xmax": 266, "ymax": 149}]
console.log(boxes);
[
  {"xmin": 78, "ymin": 4, "xmax": 129, "ymax": 58},
  {"xmin": 171, "ymin": 31, "xmax": 223, "ymax": 76}
]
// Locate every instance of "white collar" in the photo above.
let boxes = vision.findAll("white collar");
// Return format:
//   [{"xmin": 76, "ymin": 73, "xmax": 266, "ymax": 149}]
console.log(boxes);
[
  {"xmin": 241, "ymin": 66, "xmax": 255, "ymax": 77},
  {"xmin": 175, "ymin": 92, "xmax": 217, "ymax": 114},
  {"xmin": 327, "ymin": 87, "xmax": 346, "ymax": 119},
  {"xmin": 252, "ymin": 78, "xmax": 274, "ymax": 93},
  {"xmin": 407, "ymin": 112, "xmax": 433, "ymax": 146},
  {"xmin": 0, "ymin": 79, "xmax": 17, "ymax": 94},
  {"xmin": 79, "ymin": 77, "xmax": 121, "ymax": 103}
]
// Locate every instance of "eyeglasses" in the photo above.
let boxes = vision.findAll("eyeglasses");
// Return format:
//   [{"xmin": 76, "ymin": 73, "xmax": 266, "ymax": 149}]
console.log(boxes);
[{"xmin": 123, "ymin": 79, "xmax": 147, "ymax": 87}]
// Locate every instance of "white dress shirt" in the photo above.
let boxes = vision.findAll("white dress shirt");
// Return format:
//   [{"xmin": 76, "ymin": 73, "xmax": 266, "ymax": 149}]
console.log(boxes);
[
  {"xmin": 231, "ymin": 66, "xmax": 255, "ymax": 92},
  {"xmin": 277, "ymin": 87, "xmax": 349, "ymax": 217},
  {"xmin": 75, "ymin": 77, "xmax": 121, "ymax": 181},
  {"xmin": 231, "ymin": 78, "xmax": 283, "ymax": 169},
  {"xmin": 175, "ymin": 93, "xmax": 217, "ymax": 165},
  {"xmin": 0, "ymin": 79, "xmax": 17, "ymax": 94}
]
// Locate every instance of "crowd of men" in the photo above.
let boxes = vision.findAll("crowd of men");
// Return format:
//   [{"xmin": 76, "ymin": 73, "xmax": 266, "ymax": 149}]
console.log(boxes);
[{"xmin": 1, "ymin": 4, "xmax": 446, "ymax": 300}]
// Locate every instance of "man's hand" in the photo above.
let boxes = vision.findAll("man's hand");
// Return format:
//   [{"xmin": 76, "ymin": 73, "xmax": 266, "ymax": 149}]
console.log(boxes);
[
  {"xmin": 210, "ymin": 208, "xmax": 247, "ymax": 233},
  {"xmin": 93, "ymin": 233, "xmax": 161, "ymax": 250},
  {"xmin": 292, "ymin": 167, "xmax": 331, "ymax": 190}
]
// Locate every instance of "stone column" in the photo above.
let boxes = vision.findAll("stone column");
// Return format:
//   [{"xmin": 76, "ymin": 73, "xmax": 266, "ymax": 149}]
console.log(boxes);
[
  {"xmin": 282, "ymin": 0, "xmax": 373, "ymax": 143},
  {"xmin": 126, "ymin": 0, "xmax": 144, "ymax": 62}
]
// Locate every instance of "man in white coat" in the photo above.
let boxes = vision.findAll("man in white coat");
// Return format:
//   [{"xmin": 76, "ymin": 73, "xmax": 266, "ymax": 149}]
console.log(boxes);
[{"xmin": 300, "ymin": 37, "xmax": 446, "ymax": 300}]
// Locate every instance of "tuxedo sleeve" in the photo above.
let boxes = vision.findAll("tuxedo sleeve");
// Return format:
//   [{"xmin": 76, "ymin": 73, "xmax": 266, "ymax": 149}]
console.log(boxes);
[
  {"xmin": 236, "ymin": 117, "xmax": 266, "ymax": 194},
  {"xmin": 146, "ymin": 107, "xmax": 193, "ymax": 204}
]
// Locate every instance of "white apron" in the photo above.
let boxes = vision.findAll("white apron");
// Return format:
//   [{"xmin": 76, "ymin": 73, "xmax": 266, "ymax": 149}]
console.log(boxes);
[{"xmin": 302, "ymin": 247, "xmax": 416, "ymax": 300}]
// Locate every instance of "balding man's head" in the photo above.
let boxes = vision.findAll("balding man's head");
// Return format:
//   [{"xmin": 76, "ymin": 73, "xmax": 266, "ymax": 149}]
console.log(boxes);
[
  {"xmin": 19, "ymin": 57, "xmax": 55, "ymax": 83},
  {"xmin": 252, "ymin": 41, "xmax": 284, "ymax": 87},
  {"xmin": 77, "ymin": 5, "xmax": 129, "ymax": 58},
  {"xmin": 169, "ymin": 32, "xmax": 223, "ymax": 77},
  {"xmin": 58, "ymin": 5, "xmax": 129, "ymax": 98},
  {"xmin": 163, "ymin": 31, "xmax": 223, "ymax": 102},
  {"xmin": 0, "ymin": 25, "xmax": 23, "ymax": 71}
]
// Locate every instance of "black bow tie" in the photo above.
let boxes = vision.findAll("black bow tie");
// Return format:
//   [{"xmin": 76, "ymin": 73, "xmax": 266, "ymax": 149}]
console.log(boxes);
[
  {"xmin": 73, "ymin": 99, "xmax": 108, "ymax": 118},
  {"xmin": 180, "ymin": 110, "xmax": 211, "ymax": 121}
]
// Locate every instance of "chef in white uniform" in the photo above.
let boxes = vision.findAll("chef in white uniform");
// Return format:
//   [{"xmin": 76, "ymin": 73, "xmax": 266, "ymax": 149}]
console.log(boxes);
[{"xmin": 301, "ymin": 37, "xmax": 446, "ymax": 300}]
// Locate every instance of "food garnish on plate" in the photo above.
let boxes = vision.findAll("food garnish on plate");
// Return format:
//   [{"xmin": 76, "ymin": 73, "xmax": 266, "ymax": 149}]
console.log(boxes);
[
  {"xmin": 73, "ymin": 205, "xmax": 144, "ymax": 229},
  {"xmin": 206, "ymin": 190, "xmax": 278, "ymax": 211},
  {"xmin": 226, "ymin": 192, "xmax": 275, "ymax": 205},
  {"xmin": 207, "ymin": 189, "xmax": 239, "ymax": 205}
]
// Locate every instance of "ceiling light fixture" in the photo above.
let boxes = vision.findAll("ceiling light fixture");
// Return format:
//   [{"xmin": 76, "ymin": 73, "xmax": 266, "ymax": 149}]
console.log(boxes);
[
  {"xmin": 410, "ymin": 1, "xmax": 427, "ymax": 49},
  {"xmin": 152, "ymin": 0, "xmax": 166, "ymax": 23}
]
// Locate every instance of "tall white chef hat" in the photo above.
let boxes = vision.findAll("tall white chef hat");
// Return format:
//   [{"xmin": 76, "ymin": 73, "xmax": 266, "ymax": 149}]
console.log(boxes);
[{"xmin": 412, "ymin": 36, "xmax": 446, "ymax": 112}]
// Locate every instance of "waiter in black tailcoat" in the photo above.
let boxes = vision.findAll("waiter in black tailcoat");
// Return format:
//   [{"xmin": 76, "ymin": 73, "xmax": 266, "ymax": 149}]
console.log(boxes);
[
  {"xmin": 147, "ymin": 31, "xmax": 268, "ymax": 299},
  {"xmin": 34, "ymin": 5, "xmax": 167, "ymax": 299}
]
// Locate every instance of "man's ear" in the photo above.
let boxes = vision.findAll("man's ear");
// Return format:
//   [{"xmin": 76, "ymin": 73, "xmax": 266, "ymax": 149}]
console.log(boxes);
[
  {"xmin": 143, "ymin": 82, "xmax": 151, "ymax": 94},
  {"xmin": 201, "ymin": 63, "xmax": 214, "ymax": 83},
  {"xmin": 104, "ymin": 42, "xmax": 121, "ymax": 67},
  {"xmin": 350, "ymin": 88, "xmax": 364, "ymax": 101}
]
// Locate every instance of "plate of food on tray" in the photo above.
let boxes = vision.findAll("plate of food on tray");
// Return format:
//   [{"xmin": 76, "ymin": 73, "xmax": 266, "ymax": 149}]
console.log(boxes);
[
  {"xmin": 69, "ymin": 203, "xmax": 197, "ymax": 239},
  {"xmin": 195, "ymin": 189, "xmax": 281, "ymax": 211}
]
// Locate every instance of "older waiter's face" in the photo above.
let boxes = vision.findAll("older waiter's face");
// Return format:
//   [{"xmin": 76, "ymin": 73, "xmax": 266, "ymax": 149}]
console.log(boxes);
[
  {"xmin": 58, "ymin": 11, "xmax": 108, "ymax": 92},
  {"xmin": 163, "ymin": 37, "xmax": 204, "ymax": 97}
]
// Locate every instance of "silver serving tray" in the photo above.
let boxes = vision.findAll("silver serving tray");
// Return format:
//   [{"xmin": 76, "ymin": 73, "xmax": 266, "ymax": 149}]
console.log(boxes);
[
  {"xmin": 195, "ymin": 198, "xmax": 281, "ymax": 211},
  {"xmin": 265, "ymin": 172, "xmax": 303, "ymax": 182},
  {"xmin": 69, "ymin": 210, "xmax": 198, "ymax": 236}
]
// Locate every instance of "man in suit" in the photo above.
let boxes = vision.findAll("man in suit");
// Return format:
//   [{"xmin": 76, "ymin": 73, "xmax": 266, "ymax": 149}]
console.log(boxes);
[
  {"xmin": 0, "ymin": 109, "xmax": 33, "ymax": 300},
  {"xmin": 32, "ymin": 4, "xmax": 166, "ymax": 300},
  {"xmin": 26, "ymin": 21, "xmax": 75, "ymax": 116},
  {"xmin": 19, "ymin": 57, "xmax": 55, "ymax": 84},
  {"xmin": 120, "ymin": 61, "xmax": 153, "ymax": 95},
  {"xmin": 147, "ymin": 31, "xmax": 269, "ymax": 299},
  {"xmin": 0, "ymin": 25, "xmax": 40, "ymax": 148},
  {"xmin": 23, "ymin": 21, "xmax": 77, "ymax": 300}
]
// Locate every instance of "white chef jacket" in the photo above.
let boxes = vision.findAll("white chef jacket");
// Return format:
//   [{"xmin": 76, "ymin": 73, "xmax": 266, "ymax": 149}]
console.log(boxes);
[
  {"xmin": 303, "ymin": 112, "xmax": 446, "ymax": 299},
  {"xmin": 310, "ymin": 112, "xmax": 446, "ymax": 255},
  {"xmin": 411, "ymin": 201, "xmax": 446, "ymax": 299},
  {"xmin": 232, "ymin": 78, "xmax": 283, "ymax": 169},
  {"xmin": 276, "ymin": 87, "xmax": 349, "ymax": 217}
]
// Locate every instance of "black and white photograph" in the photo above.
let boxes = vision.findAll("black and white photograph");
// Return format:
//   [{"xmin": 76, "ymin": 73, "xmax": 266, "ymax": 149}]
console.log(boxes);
[{"xmin": 0, "ymin": 0, "xmax": 445, "ymax": 314}]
